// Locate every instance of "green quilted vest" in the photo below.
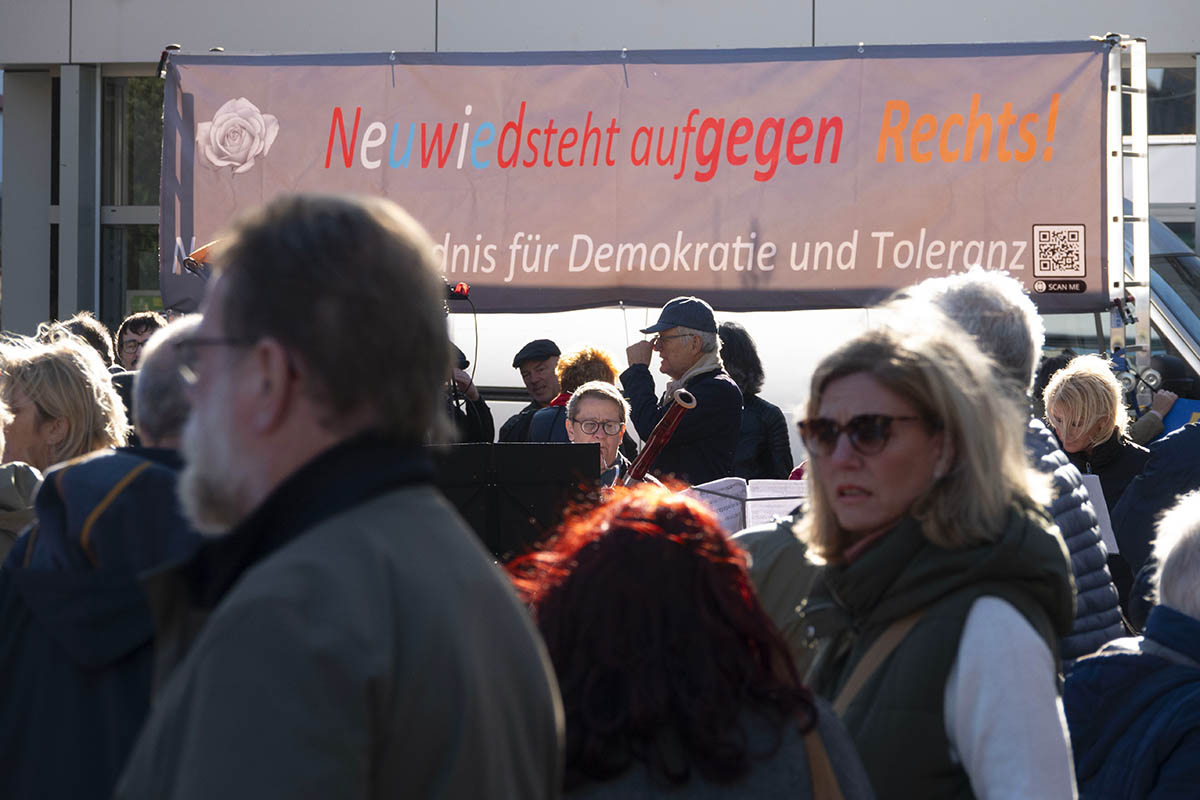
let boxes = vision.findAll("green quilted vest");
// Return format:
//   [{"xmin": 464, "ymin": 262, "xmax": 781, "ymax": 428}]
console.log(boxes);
[{"xmin": 801, "ymin": 507, "xmax": 1074, "ymax": 800}]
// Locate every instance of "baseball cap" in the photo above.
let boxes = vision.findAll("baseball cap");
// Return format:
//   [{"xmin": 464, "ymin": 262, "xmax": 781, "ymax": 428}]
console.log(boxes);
[{"xmin": 639, "ymin": 296, "xmax": 717, "ymax": 334}]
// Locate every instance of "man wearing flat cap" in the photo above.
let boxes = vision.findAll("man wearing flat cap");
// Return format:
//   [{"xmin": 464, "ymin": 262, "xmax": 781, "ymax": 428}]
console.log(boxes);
[
  {"xmin": 498, "ymin": 339, "xmax": 562, "ymax": 442},
  {"xmin": 621, "ymin": 296, "xmax": 742, "ymax": 484}
]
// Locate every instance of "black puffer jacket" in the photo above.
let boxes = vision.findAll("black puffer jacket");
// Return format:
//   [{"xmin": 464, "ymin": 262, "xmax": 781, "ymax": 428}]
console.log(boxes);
[
  {"xmin": 1062, "ymin": 428, "xmax": 1149, "ymax": 514},
  {"xmin": 1026, "ymin": 419, "xmax": 1125, "ymax": 665},
  {"xmin": 733, "ymin": 395, "xmax": 794, "ymax": 480}
]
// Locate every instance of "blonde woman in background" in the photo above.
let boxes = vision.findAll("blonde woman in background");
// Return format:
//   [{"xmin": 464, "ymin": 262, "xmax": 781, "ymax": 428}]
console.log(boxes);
[
  {"xmin": 0, "ymin": 395, "xmax": 41, "ymax": 561},
  {"xmin": 1044, "ymin": 354, "xmax": 1151, "ymax": 606},
  {"xmin": 0, "ymin": 336, "xmax": 128, "ymax": 472},
  {"xmin": 1043, "ymin": 354, "xmax": 1149, "ymax": 516}
]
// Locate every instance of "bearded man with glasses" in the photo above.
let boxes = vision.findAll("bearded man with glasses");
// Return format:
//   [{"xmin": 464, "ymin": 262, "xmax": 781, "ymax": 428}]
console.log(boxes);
[{"xmin": 116, "ymin": 194, "xmax": 563, "ymax": 800}]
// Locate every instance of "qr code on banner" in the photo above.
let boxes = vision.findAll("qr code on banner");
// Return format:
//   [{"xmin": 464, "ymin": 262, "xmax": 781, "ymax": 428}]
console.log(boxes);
[{"xmin": 1032, "ymin": 225, "xmax": 1086, "ymax": 278}]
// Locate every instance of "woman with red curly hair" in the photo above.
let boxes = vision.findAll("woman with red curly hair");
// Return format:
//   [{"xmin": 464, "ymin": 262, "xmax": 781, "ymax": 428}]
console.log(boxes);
[
  {"xmin": 526, "ymin": 346, "xmax": 620, "ymax": 444},
  {"xmin": 508, "ymin": 484, "xmax": 872, "ymax": 798}
]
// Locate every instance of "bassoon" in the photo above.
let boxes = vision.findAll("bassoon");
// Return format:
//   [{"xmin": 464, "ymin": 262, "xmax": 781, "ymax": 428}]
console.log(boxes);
[{"xmin": 624, "ymin": 388, "xmax": 697, "ymax": 484}]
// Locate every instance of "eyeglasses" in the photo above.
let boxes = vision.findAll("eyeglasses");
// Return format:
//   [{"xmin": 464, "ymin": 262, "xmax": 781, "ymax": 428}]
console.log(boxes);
[
  {"xmin": 651, "ymin": 333, "xmax": 694, "ymax": 347},
  {"xmin": 797, "ymin": 414, "xmax": 925, "ymax": 457},
  {"xmin": 570, "ymin": 418, "xmax": 624, "ymax": 436},
  {"xmin": 121, "ymin": 339, "xmax": 148, "ymax": 355},
  {"xmin": 175, "ymin": 336, "xmax": 255, "ymax": 384}
]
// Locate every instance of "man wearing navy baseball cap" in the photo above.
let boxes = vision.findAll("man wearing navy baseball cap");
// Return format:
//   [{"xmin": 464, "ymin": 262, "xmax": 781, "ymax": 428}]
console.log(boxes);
[{"xmin": 621, "ymin": 296, "xmax": 742, "ymax": 484}]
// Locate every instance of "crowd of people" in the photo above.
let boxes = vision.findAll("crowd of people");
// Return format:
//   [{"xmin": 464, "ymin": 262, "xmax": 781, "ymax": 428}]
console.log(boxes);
[{"xmin": 0, "ymin": 191, "xmax": 1197, "ymax": 798}]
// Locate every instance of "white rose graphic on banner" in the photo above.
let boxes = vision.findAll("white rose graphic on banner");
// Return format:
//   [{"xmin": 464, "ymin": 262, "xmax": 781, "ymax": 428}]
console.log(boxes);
[{"xmin": 195, "ymin": 97, "xmax": 279, "ymax": 174}]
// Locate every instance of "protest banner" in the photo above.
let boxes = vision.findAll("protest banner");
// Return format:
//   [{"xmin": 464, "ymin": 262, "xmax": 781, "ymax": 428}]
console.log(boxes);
[{"xmin": 161, "ymin": 42, "xmax": 1113, "ymax": 314}]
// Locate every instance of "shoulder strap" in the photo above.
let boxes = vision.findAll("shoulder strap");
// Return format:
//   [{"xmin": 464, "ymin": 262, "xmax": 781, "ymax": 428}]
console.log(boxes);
[
  {"xmin": 833, "ymin": 609, "xmax": 926, "ymax": 717},
  {"xmin": 802, "ymin": 727, "xmax": 846, "ymax": 800}
]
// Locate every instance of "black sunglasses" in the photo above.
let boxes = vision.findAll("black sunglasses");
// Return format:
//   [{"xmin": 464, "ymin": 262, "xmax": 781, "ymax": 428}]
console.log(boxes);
[{"xmin": 797, "ymin": 414, "xmax": 926, "ymax": 457}]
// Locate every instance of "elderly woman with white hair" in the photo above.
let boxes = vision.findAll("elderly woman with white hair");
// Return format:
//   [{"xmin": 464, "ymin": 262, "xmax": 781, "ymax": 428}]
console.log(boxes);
[
  {"xmin": 796, "ymin": 317, "xmax": 1076, "ymax": 799},
  {"xmin": 1064, "ymin": 488, "xmax": 1200, "ymax": 796}
]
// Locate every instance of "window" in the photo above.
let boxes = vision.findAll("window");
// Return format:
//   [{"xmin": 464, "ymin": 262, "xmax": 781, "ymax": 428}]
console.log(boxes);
[
  {"xmin": 1164, "ymin": 222, "xmax": 1196, "ymax": 251},
  {"xmin": 102, "ymin": 77, "xmax": 163, "ymax": 206},
  {"xmin": 1123, "ymin": 67, "xmax": 1196, "ymax": 136},
  {"xmin": 100, "ymin": 76, "xmax": 163, "ymax": 330},
  {"xmin": 100, "ymin": 225, "xmax": 161, "ymax": 328}
]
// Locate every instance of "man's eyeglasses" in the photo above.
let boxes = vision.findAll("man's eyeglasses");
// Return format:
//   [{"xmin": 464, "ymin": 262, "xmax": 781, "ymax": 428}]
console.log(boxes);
[
  {"xmin": 175, "ymin": 336, "xmax": 255, "ymax": 384},
  {"xmin": 571, "ymin": 418, "xmax": 624, "ymax": 436},
  {"xmin": 797, "ymin": 414, "xmax": 925, "ymax": 457},
  {"xmin": 650, "ymin": 333, "xmax": 694, "ymax": 347},
  {"xmin": 121, "ymin": 339, "xmax": 148, "ymax": 356}
]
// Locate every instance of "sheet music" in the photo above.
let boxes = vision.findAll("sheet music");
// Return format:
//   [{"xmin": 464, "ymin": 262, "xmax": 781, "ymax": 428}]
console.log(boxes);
[
  {"xmin": 684, "ymin": 478, "xmax": 748, "ymax": 533},
  {"xmin": 1079, "ymin": 475, "xmax": 1118, "ymax": 555},
  {"xmin": 745, "ymin": 479, "xmax": 807, "ymax": 527},
  {"xmin": 684, "ymin": 478, "xmax": 808, "ymax": 533}
]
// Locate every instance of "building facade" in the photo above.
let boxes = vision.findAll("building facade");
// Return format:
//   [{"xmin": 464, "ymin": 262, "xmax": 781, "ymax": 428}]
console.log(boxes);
[{"xmin": 1, "ymin": 0, "xmax": 1199, "ymax": 333}]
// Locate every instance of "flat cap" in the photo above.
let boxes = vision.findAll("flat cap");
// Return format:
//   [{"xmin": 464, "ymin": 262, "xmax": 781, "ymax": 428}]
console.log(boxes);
[{"xmin": 512, "ymin": 339, "xmax": 561, "ymax": 368}]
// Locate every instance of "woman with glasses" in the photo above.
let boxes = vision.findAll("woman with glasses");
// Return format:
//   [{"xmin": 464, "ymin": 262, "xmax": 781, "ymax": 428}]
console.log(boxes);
[
  {"xmin": 565, "ymin": 381, "xmax": 631, "ymax": 486},
  {"xmin": 507, "ymin": 483, "xmax": 873, "ymax": 798},
  {"xmin": 794, "ymin": 319, "xmax": 1076, "ymax": 799}
]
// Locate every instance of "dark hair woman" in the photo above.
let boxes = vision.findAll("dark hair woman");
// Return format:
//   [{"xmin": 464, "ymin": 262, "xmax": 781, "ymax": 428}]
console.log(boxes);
[
  {"xmin": 508, "ymin": 484, "xmax": 872, "ymax": 798},
  {"xmin": 717, "ymin": 322, "xmax": 794, "ymax": 479}
]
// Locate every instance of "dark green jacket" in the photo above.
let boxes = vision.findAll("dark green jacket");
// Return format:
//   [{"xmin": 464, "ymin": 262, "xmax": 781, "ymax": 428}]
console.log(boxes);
[{"xmin": 802, "ymin": 506, "xmax": 1075, "ymax": 800}]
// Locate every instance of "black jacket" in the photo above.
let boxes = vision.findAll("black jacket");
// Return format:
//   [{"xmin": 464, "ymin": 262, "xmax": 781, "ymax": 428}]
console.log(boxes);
[
  {"xmin": 1063, "ymin": 428, "xmax": 1149, "ymax": 514},
  {"xmin": 1065, "ymin": 605, "xmax": 1200, "ymax": 796},
  {"xmin": 620, "ymin": 364, "xmax": 742, "ymax": 485},
  {"xmin": 734, "ymin": 395, "xmax": 794, "ymax": 480},
  {"xmin": 0, "ymin": 448, "xmax": 203, "ymax": 800},
  {"xmin": 499, "ymin": 401, "xmax": 541, "ymax": 443},
  {"xmin": 1111, "ymin": 422, "xmax": 1200, "ymax": 575},
  {"xmin": 448, "ymin": 394, "xmax": 494, "ymax": 443}
]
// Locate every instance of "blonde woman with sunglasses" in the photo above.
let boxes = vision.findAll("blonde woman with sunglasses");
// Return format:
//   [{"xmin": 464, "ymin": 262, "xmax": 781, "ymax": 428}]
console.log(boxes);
[{"xmin": 794, "ymin": 317, "xmax": 1077, "ymax": 800}]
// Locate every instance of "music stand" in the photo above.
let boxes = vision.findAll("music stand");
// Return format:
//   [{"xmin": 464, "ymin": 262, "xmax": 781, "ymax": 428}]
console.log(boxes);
[{"xmin": 431, "ymin": 442, "xmax": 601, "ymax": 560}]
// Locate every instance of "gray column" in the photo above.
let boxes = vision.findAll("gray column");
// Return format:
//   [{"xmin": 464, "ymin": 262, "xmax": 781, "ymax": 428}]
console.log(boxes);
[
  {"xmin": 0, "ymin": 72, "xmax": 52, "ymax": 334},
  {"xmin": 1195, "ymin": 55, "xmax": 1200, "ymax": 247},
  {"xmin": 57, "ymin": 64, "xmax": 99, "ymax": 318}
]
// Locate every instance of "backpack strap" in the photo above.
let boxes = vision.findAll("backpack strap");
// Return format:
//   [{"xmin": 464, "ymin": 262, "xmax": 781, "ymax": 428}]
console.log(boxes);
[
  {"xmin": 802, "ymin": 726, "xmax": 846, "ymax": 800},
  {"xmin": 833, "ymin": 609, "xmax": 926, "ymax": 717}
]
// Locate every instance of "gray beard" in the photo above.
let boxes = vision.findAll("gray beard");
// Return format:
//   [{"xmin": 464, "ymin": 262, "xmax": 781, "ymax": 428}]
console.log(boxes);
[
  {"xmin": 178, "ymin": 463, "xmax": 244, "ymax": 537},
  {"xmin": 177, "ymin": 412, "xmax": 248, "ymax": 537}
]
